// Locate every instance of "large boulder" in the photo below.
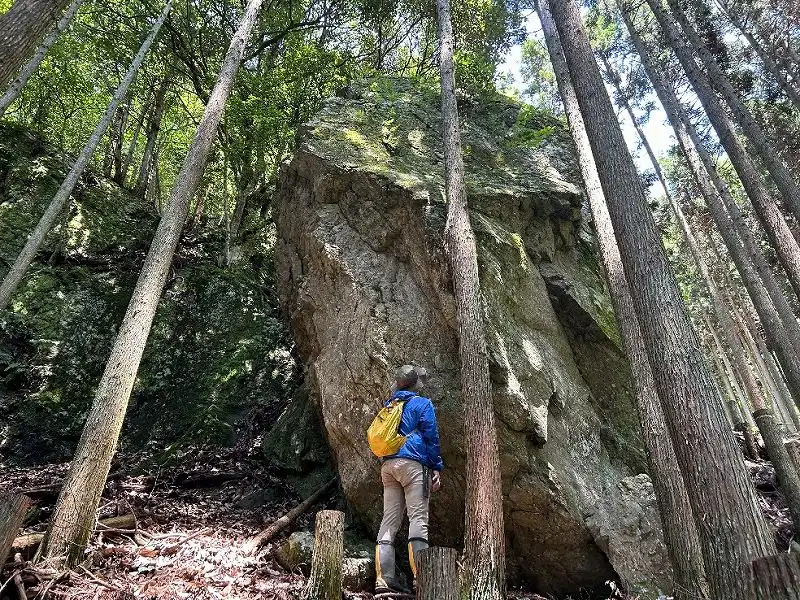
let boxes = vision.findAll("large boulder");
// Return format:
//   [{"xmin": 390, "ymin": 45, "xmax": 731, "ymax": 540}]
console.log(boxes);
[{"xmin": 274, "ymin": 78, "xmax": 671, "ymax": 597}]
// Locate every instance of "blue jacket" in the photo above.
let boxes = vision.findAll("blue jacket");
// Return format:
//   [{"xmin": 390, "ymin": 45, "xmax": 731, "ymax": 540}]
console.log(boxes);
[{"xmin": 385, "ymin": 390, "xmax": 444, "ymax": 471}]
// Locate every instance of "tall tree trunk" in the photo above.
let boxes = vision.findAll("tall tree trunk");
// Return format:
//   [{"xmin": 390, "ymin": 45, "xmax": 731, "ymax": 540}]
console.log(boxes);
[
  {"xmin": 644, "ymin": 0, "xmax": 800, "ymax": 301},
  {"xmin": 549, "ymin": 0, "xmax": 773, "ymax": 597},
  {"xmin": 0, "ymin": 0, "xmax": 83, "ymax": 117},
  {"xmin": 681, "ymin": 206, "xmax": 800, "ymax": 526},
  {"xmin": 714, "ymin": 0, "xmax": 800, "ymax": 109},
  {"xmin": 135, "ymin": 73, "xmax": 169, "ymax": 197},
  {"xmin": 665, "ymin": 0, "xmax": 800, "ymax": 218},
  {"xmin": 620, "ymin": 7, "xmax": 800, "ymax": 404},
  {"xmin": 34, "ymin": 0, "xmax": 263, "ymax": 567},
  {"xmin": 0, "ymin": 1, "xmax": 173, "ymax": 313},
  {"xmin": 735, "ymin": 306, "xmax": 799, "ymax": 432},
  {"xmin": 0, "ymin": 0, "xmax": 73, "ymax": 88},
  {"xmin": 537, "ymin": 3, "xmax": 709, "ymax": 596},
  {"xmin": 110, "ymin": 98, "xmax": 131, "ymax": 183},
  {"xmin": 435, "ymin": 0, "xmax": 505, "ymax": 597},
  {"xmin": 598, "ymin": 50, "xmax": 779, "ymax": 442},
  {"xmin": 120, "ymin": 101, "xmax": 147, "ymax": 185},
  {"xmin": 708, "ymin": 342, "xmax": 760, "ymax": 461}
]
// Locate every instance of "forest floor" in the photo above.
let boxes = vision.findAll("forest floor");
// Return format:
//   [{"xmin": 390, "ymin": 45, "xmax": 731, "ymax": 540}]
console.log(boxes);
[{"xmin": 0, "ymin": 436, "xmax": 794, "ymax": 600}]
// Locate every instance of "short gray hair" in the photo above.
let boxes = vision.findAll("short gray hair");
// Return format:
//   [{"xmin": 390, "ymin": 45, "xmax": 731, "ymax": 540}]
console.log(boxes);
[{"xmin": 394, "ymin": 365, "xmax": 418, "ymax": 390}]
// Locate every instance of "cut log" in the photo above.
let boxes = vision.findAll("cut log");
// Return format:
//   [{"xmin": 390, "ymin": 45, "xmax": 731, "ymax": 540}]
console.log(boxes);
[
  {"xmin": 11, "ymin": 513, "xmax": 136, "ymax": 556},
  {"xmin": 12, "ymin": 552, "xmax": 26, "ymax": 598},
  {"xmin": 415, "ymin": 547, "xmax": 459, "ymax": 600},
  {"xmin": 302, "ymin": 510, "xmax": 343, "ymax": 600},
  {"xmin": 0, "ymin": 494, "xmax": 31, "ymax": 566},
  {"xmin": 244, "ymin": 478, "xmax": 336, "ymax": 554},
  {"xmin": 786, "ymin": 437, "xmax": 800, "ymax": 475},
  {"xmin": 752, "ymin": 553, "xmax": 800, "ymax": 599}
]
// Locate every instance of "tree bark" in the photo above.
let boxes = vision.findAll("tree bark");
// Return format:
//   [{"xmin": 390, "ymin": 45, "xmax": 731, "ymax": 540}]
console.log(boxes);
[
  {"xmin": 665, "ymin": 0, "xmax": 800, "ymax": 219},
  {"xmin": 435, "ymin": 0, "xmax": 505, "ymax": 598},
  {"xmin": 620, "ymin": 6, "xmax": 800, "ymax": 404},
  {"xmin": 550, "ymin": 0, "xmax": 773, "ymax": 597},
  {"xmin": 135, "ymin": 73, "xmax": 170, "ymax": 197},
  {"xmin": 0, "ymin": 0, "xmax": 83, "ymax": 117},
  {"xmin": 302, "ymin": 510, "xmax": 343, "ymax": 600},
  {"xmin": 0, "ymin": 0, "xmax": 74, "ymax": 89},
  {"xmin": 0, "ymin": 495, "xmax": 30, "ymax": 567},
  {"xmin": 416, "ymin": 547, "xmax": 459, "ymax": 600},
  {"xmin": 35, "ymin": 0, "xmax": 263, "ymax": 567},
  {"xmin": 645, "ymin": 0, "xmax": 800, "ymax": 301},
  {"xmin": 0, "ymin": 0, "xmax": 172, "ymax": 313},
  {"xmin": 752, "ymin": 553, "xmax": 800, "ymax": 599},
  {"xmin": 753, "ymin": 408, "xmax": 800, "ymax": 527},
  {"xmin": 538, "ymin": 3, "xmax": 708, "ymax": 596}
]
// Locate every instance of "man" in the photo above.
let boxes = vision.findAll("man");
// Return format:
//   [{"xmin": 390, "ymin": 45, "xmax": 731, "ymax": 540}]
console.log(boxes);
[{"xmin": 375, "ymin": 365, "xmax": 444, "ymax": 594}]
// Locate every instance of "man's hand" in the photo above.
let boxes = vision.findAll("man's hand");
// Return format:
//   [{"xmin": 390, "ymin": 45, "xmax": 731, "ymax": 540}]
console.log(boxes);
[{"xmin": 431, "ymin": 471, "xmax": 442, "ymax": 493}]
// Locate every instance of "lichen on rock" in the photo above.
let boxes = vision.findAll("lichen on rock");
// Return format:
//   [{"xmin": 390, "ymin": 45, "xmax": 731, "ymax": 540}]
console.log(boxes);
[{"xmin": 275, "ymin": 78, "xmax": 671, "ymax": 597}]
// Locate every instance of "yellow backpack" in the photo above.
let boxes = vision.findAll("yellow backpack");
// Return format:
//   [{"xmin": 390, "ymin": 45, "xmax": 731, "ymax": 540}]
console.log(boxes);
[{"xmin": 367, "ymin": 400, "xmax": 407, "ymax": 457}]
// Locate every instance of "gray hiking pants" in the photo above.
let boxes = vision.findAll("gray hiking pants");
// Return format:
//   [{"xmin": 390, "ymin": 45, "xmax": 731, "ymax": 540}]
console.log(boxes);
[{"xmin": 375, "ymin": 458, "xmax": 429, "ymax": 588}]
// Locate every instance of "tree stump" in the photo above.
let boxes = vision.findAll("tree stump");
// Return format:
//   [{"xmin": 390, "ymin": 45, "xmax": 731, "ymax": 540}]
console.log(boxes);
[
  {"xmin": 415, "ymin": 547, "xmax": 458, "ymax": 600},
  {"xmin": 0, "ymin": 494, "xmax": 30, "ymax": 566},
  {"xmin": 752, "ymin": 553, "xmax": 800, "ymax": 599},
  {"xmin": 302, "ymin": 510, "xmax": 343, "ymax": 600},
  {"xmin": 785, "ymin": 437, "xmax": 800, "ymax": 475}
]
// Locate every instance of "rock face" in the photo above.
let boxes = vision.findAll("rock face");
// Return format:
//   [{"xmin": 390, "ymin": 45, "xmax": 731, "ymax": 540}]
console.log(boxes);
[{"xmin": 274, "ymin": 79, "xmax": 671, "ymax": 597}]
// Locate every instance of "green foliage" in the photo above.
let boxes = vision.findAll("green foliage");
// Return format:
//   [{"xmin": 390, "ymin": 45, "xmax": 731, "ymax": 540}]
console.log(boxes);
[
  {"xmin": 454, "ymin": 50, "xmax": 498, "ymax": 96},
  {"xmin": 503, "ymin": 104, "xmax": 559, "ymax": 148},
  {"xmin": 0, "ymin": 124, "xmax": 294, "ymax": 463},
  {"xmin": 519, "ymin": 37, "xmax": 560, "ymax": 113},
  {"xmin": 0, "ymin": 0, "xmax": 546, "ymax": 465}
]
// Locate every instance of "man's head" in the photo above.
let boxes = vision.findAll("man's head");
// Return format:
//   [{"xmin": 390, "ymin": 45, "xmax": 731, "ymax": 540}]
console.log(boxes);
[{"xmin": 394, "ymin": 365, "xmax": 418, "ymax": 391}]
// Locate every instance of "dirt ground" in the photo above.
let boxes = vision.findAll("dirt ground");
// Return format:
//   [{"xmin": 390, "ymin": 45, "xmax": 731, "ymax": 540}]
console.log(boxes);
[{"xmin": 1, "ymin": 437, "xmax": 794, "ymax": 600}]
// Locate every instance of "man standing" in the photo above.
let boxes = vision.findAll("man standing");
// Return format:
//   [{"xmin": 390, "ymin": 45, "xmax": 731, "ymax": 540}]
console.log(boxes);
[{"xmin": 375, "ymin": 365, "xmax": 444, "ymax": 594}]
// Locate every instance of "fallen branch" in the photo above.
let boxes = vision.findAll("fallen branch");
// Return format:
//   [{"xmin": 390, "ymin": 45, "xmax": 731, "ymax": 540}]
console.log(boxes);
[
  {"xmin": 244, "ymin": 478, "xmax": 337, "ymax": 554},
  {"xmin": 160, "ymin": 526, "xmax": 212, "ymax": 556},
  {"xmin": 11, "ymin": 514, "xmax": 137, "ymax": 555},
  {"xmin": 174, "ymin": 471, "xmax": 247, "ymax": 488},
  {"xmin": 77, "ymin": 565, "xmax": 123, "ymax": 593}
]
